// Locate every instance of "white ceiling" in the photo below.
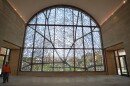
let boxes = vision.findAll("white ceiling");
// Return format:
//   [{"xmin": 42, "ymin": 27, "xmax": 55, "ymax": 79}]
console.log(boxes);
[{"xmin": 7, "ymin": 0, "xmax": 126, "ymax": 25}]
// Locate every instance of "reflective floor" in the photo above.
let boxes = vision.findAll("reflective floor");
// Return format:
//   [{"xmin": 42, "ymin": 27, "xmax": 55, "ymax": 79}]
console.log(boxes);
[{"xmin": 0, "ymin": 75, "xmax": 130, "ymax": 86}]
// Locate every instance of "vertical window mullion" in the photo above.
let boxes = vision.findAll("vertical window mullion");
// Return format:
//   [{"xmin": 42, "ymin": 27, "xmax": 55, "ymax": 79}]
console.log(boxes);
[
  {"xmin": 42, "ymin": 11, "xmax": 48, "ymax": 71},
  {"xmin": 30, "ymin": 15, "xmax": 38, "ymax": 71},
  {"xmin": 63, "ymin": 7, "xmax": 65, "ymax": 71},
  {"xmin": 81, "ymin": 12, "xmax": 86, "ymax": 71},
  {"xmin": 41, "ymin": 12, "xmax": 46, "ymax": 71},
  {"xmin": 90, "ymin": 19, "xmax": 96, "ymax": 71},
  {"xmin": 53, "ymin": 8, "xmax": 56, "ymax": 71},
  {"xmin": 72, "ymin": 9, "xmax": 75, "ymax": 71},
  {"xmin": 74, "ymin": 11, "xmax": 80, "ymax": 71}
]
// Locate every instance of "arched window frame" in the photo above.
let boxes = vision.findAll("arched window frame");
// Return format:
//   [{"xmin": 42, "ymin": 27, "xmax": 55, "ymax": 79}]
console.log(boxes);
[{"xmin": 20, "ymin": 5, "xmax": 105, "ymax": 72}]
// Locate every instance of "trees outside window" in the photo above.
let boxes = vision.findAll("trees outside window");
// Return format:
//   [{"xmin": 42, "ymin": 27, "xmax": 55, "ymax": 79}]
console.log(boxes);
[{"xmin": 21, "ymin": 5, "xmax": 104, "ymax": 72}]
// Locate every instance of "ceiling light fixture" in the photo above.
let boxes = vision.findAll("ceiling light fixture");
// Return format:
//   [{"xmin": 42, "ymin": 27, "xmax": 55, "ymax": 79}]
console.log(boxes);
[
  {"xmin": 101, "ymin": 0, "xmax": 127, "ymax": 25},
  {"xmin": 7, "ymin": 1, "xmax": 26, "ymax": 23},
  {"xmin": 111, "ymin": 13, "xmax": 114, "ymax": 15},
  {"xmin": 123, "ymin": 0, "xmax": 126, "ymax": 4}
]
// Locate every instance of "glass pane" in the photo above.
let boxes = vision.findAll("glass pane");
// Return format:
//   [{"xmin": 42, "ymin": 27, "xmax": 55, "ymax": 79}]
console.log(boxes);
[
  {"xmin": 43, "ymin": 64, "xmax": 53, "ymax": 71},
  {"xmin": 0, "ymin": 48, "xmax": 6, "ymax": 55},
  {"xmin": 29, "ymin": 16, "xmax": 36, "ymax": 24},
  {"xmin": 32, "ymin": 64, "xmax": 42, "ymax": 71},
  {"xmin": 0, "ymin": 56, "xmax": 4, "ymax": 74},
  {"xmin": 54, "ymin": 49, "xmax": 64, "ymax": 71},
  {"xmin": 118, "ymin": 49, "xmax": 126, "ymax": 56},
  {"xmin": 95, "ymin": 49, "xmax": 104, "ymax": 71},
  {"xmin": 85, "ymin": 49, "xmax": 94, "ymax": 71},
  {"xmin": 55, "ymin": 8, "xmax": 64, "ymax": 25},
  {"xmin": 93, "ymin": 32, "xmax": 101, "ymax": 48},
  {"xmin": 65, "ymin": 49, "xmax": 74, "ymax": 71},
  {"xmin": 34, "ymin": 33, "xmax": 44, "ymax": 48},
  {"xmin": 54, "ymin": 63, "xmax": 64, "ymax": 71},
  {"xmin": 6, "ymin": 49, "xmax": 10, "ymax": 55},
  {"xmin": 55, "ymin": 26, "xmax": 64, "ymax": 48},
  {"xmin": 75, "ymin": 39, "xmax": 83, "ymax": 48},
  {"xmin": 24, "ymin": 26, "xmax": 35, "ymax": 48},
  {"xmin": 22, "ymin": 49, "xmax": 33, "ymax": 58},
  {"xmin": 48, "ymin": 8, "xmax": 55, "ymax": 24},
  {"xmin": 44, "ymin": 39, "xmax": 53, "ymax": 48},
  {"xmin": 64, "ymin": 27, "xmax": 74, "ymax": 48},
  {"xmin": 36, "ymin": 26, "xmax": 45, "ymax": 36},
  {"xmin": 77, "ymin": 12, "xmax": 82, "ymax": 25},
  {"xmin": 5, "ymin": 55, "xmax": 9, "ymax": 62},
  {"xmin": 43, "ymin": 49, "xmax": 53, "ymax": 63},
  {"xmin": 82, "ymin": 13, "xmax": 90, "ymax": 26},
  {"xmin": 21, "ymin": 49, "xmax": 32, "ymax": 71},
  {"xmin": 37, "ymin": 13, "xmax": 45, "ymax": 24},
  {"xmin": 33, "ymin": 49, "xmax": 43, "ymax": 63},
  {"xmin": 83, "ymin": 27, "xmax": 91, "ymax": 35},
  {"xmin": 43, "ymin": 49, "xmax": 53, "ymax": 71},
  {"xmin": 73, "ymin": 10, "xmax": 79, "ymax": 25},
  {"xmin": 21, "ymin": 64, "xmax": 31, "ymax": 71},
  {"xmin": 116, "ymin": 55, "xmax": 121, "ymax": 75},
  {"xmin": 84, "ymin": 34, "xmax": 92, "ymax": 48},
  {"xmin": 44, "ymin": 26, "xmax": 55, "ymax": 48},
  {"xmin": 92, "ymin": 27, "xmax": 99, "ymax": 31},
  {"xmin": 91, "ymin": 20, "xmax": 97, "ymax": 26},
  {"xmin": 65, "ymin": 8, "xmax": 73, "ymax": 25},
  {"xmin": 75, "ymin": 49, "xmax": 84, "ymax": 71},
  {"xmin": 76, "ymin": 27, "xmax": 82, "ymax": 39},
  {"xmin": 120, "ymin": 56, "xmax": 127, "ymax": 75}
]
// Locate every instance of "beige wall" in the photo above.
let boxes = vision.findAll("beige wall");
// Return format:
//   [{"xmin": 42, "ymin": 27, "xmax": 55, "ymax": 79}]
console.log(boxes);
[
  {"xmin": 0, "ymin": 0, "xmax": 24, "ymax": 75},
  {"xmin": 0, "ymin": 0, "xmax": 25, "ymax": 48},
  {"xmin": 101, "ymin": 1, "xmax": 130, "ymax": 74}
]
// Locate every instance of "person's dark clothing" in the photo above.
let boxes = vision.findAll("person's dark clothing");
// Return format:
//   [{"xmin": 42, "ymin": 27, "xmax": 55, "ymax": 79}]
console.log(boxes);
[{"xmin": 2, "ymin": 63, "xmax": 11, "ymax": 83}]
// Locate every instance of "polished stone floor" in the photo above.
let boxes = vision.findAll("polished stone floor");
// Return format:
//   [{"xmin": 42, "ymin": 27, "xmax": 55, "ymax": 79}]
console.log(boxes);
[{"xmin": 0, "ymin": 75, "xmax": 130, "ymax": 86}]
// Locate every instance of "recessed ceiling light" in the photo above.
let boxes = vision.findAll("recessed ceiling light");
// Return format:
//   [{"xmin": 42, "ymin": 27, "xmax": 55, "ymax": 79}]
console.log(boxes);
[
  {"xmin": 111, "ymin": 13, "xmax": 114, "ymax": 15},
  {"xmin": 123, "ymin": 0, "xmax": 126, "ymax": 4}
]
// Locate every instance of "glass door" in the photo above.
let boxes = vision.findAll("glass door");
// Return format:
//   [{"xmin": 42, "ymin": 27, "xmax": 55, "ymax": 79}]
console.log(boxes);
[
  {"xmin": 0, "ymin": 55, "xmax": 5, "ymax": 75},
  {"xmin": 0, "ymin": 47, "xmax": 11, "ymax": 75},
  {"xmin": 114, "ymin": 49, "xmax": 129, "ymax": 76},
  {"xmin": 118, "ymin": 55, "xmax": 129, "ymax": 76}
]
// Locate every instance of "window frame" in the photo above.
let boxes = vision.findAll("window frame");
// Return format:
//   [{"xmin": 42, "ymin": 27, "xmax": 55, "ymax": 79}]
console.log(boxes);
[{"xmin": 20, "ymin": 5, "xmax": 105, "ymax": 72}]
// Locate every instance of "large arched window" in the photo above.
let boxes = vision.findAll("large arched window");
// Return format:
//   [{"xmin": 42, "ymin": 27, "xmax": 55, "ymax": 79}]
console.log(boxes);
[{"xmin": 21, "ymin": 5, "xmax": 104, "ymax": 72}]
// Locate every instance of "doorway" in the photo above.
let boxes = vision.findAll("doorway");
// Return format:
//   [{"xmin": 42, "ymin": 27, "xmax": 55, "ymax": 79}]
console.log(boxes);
[
  {"xmin": 114, "ymin": 49, "xmax": 129, "ymax": 76},
  {"xmin": 0, "ymin": 47, "xmax": 11, "ymax": 75}
]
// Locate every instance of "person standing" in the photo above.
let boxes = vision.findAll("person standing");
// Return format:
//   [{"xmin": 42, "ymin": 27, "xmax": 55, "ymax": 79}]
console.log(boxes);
[{"xmin": 2, "ymin": 62, "xmax": 11, "ymax": 83}]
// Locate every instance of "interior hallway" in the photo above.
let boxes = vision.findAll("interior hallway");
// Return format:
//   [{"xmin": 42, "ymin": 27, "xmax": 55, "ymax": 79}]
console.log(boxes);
[{"xmin": 0, "ymin": 75, "xmax": 130, "ymax": 86}]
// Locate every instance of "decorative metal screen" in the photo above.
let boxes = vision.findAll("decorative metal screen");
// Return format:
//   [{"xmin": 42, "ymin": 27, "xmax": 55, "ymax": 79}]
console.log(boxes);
[{"xmin": 21, "ymin": 6, "xmax": 104, "ymax": 72}]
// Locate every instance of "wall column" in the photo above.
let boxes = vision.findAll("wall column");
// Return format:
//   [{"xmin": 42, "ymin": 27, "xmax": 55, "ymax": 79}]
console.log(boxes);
[
  {"xmin": 105, "ymin": 50, "xmax": 117, "ymax": 75},
  {"xmin": 10, "ymin": 49, "xmax": 20, "ymax": 75}
]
